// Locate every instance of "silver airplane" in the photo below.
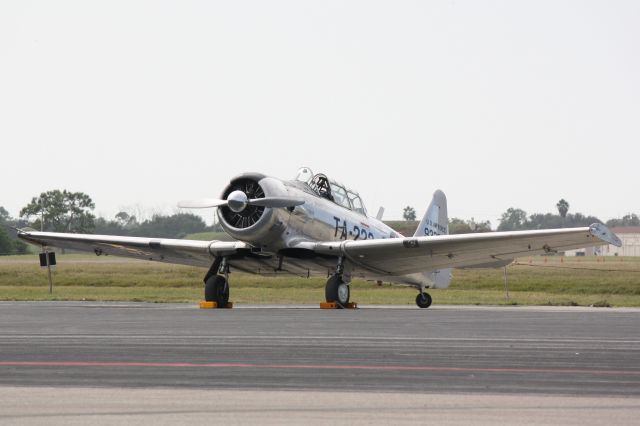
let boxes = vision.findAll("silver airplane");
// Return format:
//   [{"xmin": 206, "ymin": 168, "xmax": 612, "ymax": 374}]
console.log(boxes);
[{"xmin": 18, "ymin": 167, "xmax": 622, "ymax": 308}]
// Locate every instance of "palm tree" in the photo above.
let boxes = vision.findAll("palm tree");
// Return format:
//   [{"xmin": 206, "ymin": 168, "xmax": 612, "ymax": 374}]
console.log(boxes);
[{"xmin": 556, "ymin": 199, "xmax": 569, "ymax": 218}]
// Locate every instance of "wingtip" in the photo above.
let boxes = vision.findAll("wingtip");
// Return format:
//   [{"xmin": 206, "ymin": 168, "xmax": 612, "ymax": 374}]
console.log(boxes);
[
  {"xmin": 590, "ymin": 223, "xmax": 623, "ymax": 247},
  {"xmin": 14, "ymin": 226, "xmax": 35, "ymax": 235}
]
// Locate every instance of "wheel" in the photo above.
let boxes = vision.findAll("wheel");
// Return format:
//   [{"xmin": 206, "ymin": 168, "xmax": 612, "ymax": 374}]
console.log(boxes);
[
  {"xmin": 416, "ymin": 292, "xmax": 432, "ymax": 308},
  {"xmin": 325, "ymin": 274, "xmax": 350, "ymax": 305},
  {"xmin": 205, "ymin": 275, "xmax": 229, "ymax": 307}
]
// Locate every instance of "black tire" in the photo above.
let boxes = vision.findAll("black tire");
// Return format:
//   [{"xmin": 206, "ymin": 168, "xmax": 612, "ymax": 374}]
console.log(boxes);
[
  {"xmin": 325, "ymin": 274, "xmax": 350, "ymax": 305},
  {"xmin": 205, "ymin": 275, "xmax": 229, "ymax": 307},
  {"xmin": 416, "ymin": 292, "xmax": 432, "ymax": 308}
]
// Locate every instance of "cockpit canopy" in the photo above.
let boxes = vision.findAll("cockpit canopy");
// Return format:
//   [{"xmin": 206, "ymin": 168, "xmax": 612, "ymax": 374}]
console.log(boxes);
[{"xmin": 295, "ymin": 167, "xmax": 367, "ymax": 215}]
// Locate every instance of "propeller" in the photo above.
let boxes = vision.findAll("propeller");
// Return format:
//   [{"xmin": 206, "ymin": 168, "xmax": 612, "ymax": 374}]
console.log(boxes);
[{"xmin": 178, "ymin": 190, "xmax": 304, "ymax": 212}]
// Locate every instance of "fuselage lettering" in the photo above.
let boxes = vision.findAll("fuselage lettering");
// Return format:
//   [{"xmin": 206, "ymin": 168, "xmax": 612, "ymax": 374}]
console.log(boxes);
[{"xmin": 333, "ymin": 216, "xmax": 377, "ymax": 241}]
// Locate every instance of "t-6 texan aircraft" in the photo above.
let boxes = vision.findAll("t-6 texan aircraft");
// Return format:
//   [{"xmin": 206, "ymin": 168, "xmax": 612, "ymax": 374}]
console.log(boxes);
[{"xmin": 18, "ymin": 167, "xmax": 621, "ymax": 308}]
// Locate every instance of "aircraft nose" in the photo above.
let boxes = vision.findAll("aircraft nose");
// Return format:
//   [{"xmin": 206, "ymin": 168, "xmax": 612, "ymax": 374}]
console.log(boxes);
[{"xmin": 227, "ymin": 190, "xmax": 249, "ymax": 213}]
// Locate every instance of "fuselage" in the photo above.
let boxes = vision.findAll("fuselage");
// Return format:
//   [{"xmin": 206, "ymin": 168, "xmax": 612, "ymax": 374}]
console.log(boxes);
[
  {"xmin": 214, "ymin": 172, "xmax": 434, "ymax": 287},
  {"xmin": 216, "ymin": 173, "xmax": 402, "ymax": 254},
  {"xmin": 282, "ymin": 180, "xmax": 403, "ymax": 245}
]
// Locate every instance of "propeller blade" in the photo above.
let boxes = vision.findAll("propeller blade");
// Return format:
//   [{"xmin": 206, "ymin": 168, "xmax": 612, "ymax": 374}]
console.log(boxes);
[
  {"xmin": 177, "ymin": 199, "xmax": 228, "ymax": 209},
  {"xmin": 178, "ymin": 195, "xmax": 304, "ymax": 210},
  {"xmin": 248, "ymin": 197, "xmax": 305, "ymax": 208}
]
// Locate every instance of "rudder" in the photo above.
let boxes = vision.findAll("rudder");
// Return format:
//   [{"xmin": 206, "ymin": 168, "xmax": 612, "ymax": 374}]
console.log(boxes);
[{"xmin": 415, "ymin": 190, "xmax": 451, "ymax": 288}]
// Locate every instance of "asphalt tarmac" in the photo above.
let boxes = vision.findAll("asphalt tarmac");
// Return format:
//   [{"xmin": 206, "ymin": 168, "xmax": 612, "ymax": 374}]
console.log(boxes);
[{"xmin": 1, "ymin": 302, "xmax": 639, "ymax": 424}]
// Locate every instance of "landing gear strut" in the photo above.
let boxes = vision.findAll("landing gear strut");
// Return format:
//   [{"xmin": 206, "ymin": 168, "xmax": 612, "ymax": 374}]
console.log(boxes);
[
  {"xmin": 203, "ymin": 257, "xmax": 230, "ymax": 308},
  {"xmin": 416, "ymin": 292, "xmax": 432, "ymax": 309}
]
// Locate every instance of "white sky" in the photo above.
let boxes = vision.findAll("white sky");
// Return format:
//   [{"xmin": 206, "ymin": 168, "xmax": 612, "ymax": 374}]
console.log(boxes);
[{"xmin": 1, "ymin": 0, "xmax": 639, "ymax": 227}]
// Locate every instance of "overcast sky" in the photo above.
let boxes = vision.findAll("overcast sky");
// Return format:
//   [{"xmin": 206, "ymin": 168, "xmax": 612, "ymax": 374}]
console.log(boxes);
[{"xmin": 1, "ymin": 0, "xmax": 638, "ymax": 227}]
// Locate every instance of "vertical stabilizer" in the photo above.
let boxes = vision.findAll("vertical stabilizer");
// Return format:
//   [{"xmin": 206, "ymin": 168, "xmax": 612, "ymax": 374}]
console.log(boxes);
[
  {"xmin": 414, "ymin": 190, "xmax": 448, "ymax": 237},
  {"xmin": 415, "ymin": 190, "xmax": 452, "ymax": 288}
]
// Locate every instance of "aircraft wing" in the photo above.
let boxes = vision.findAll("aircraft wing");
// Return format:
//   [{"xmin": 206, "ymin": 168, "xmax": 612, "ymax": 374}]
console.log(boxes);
[
  {"xmin": 17, "ymin": 230, "xmax": 249, "ymax": 268},
  {"xmin": 308, "ymin": 224, "xmax": 622, "ymax": 276},
  {"xmin": 17, "ymin": 224, "xmax": 622, "ymax": 281}
]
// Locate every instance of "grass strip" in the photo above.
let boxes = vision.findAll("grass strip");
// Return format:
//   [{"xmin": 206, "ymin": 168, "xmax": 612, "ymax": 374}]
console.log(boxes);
[{"xmin": 1, "ymin": 255, "xmax": 639, "ymax": 306}]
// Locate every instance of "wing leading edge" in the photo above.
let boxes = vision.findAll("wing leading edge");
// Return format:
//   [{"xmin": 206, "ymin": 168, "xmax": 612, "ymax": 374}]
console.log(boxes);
[
  {"xmin": 17, "ymin": 230, "xmax": 248, "ymax": 268},
  {"xmin": 16, "ymin": 230, "xmax": 331, "ymax": 278}
]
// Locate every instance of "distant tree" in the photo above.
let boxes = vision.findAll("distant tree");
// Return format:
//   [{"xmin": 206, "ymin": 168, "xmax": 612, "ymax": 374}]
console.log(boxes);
[
  {"xmin": 20, "ymin": 190, "xmax": 96, "ymax": 233},
  {"xmin": 0, "ymin": 206, "xmax": 29, "ymax": 254},
  {"xmin": 468, "ymin": 217, "xmax": 492, "ymax": 233},
  {"xmin": 403, "ymin": 206, "xmax": 416, "ymax": 221},
  {"xmin": 526, "ymin": 211, "xmax": 601, "ymax": 229},
  {"xmin": 94, "ymin": 217, "xmax": 127, "ymax": 236},
  {"xmin": 136, "ymin": 213, "xmax": 207, "ymax": 238},
  {"xmin": 115, "ymin": 211, "xmax": 138, "ymax": 227},
  {"xmin": 0, "ymin": 206, "xmax": 9, "ymax": 223},
  {"xmin": 564, "ymin": 212, "xmax": 601, "ymax": 227},
  {"xmin": 0, "ymin": 227, "xmax": 14, "ymax": 255},
  {"xmin": 527, "ymin": 213, "xmax": 563, "ymax": 229},
  {"xmin": 93, "ymin": 212, "xmax": 208, "ymax": 238},
  {"xmin": 497, "ymin": 208, "xmax": 528, "ymax": 231},
  {"xmin": 448, "ymin": 218, "xmax": 472, "ymax": 234},
  {"xmin": 449, "ymin": 217, "xmax": 492, "ymax": 234},
  {"xmin": 606, "ymin": 213, "xmax": 640, "ymax": 228},
  {"xmin": 12, "ymin": 239, "xmax": 29, "ymax": 254},
  {"xmin": 556, "ymin": 199, "xmax": 570, "ymax": 218}
]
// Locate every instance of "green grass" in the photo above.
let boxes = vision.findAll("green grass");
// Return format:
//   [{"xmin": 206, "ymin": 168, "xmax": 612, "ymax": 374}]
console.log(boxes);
[{"xmin": 1, "ymin": 254, "xmax": 639, "ymax": 306}]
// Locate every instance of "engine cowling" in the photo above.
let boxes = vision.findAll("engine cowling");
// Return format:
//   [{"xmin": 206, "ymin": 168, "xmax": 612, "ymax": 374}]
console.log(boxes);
[
  {"xmin": 217, "ymin": 174, "xmax": 289, "ymax": 245},
  {"xmin": 219, "ymin": 177, "xmax": 266, "ymax": 229}
]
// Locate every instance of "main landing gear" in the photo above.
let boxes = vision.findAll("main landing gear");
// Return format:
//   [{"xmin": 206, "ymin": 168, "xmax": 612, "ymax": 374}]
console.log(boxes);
[
  {"xmin": 415, "ymin": 291, "xmax": 432, "ymax": 308},
  {"xmin": 205, "ymin": 275, "xmax": 229, "ymax": 307},
  {"xmin": 325, "ymin": 274, "xmax": 350, "ymax": 305},
  {"xmin": 203, "ymin": 257, "xmax": 230, "ymax": 308},
  {"xmin": 324, "ymin": 256, "xmax": 350, "ymax": 307}
]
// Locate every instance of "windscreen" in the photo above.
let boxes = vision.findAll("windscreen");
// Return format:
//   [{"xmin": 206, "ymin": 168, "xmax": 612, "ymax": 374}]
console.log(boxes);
[
  {"xmin": 348, "ymin": 192, "xmax": 367, "ymax": 215},
  {"xmin": 330, "ymin": 183, "xmax": 351, "ymax": 210}
]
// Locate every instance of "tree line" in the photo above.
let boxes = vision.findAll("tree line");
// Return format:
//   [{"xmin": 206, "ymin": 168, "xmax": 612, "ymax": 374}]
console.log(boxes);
[
  {"xmin": 0, "ymin": 207, "xmax": 30, "ymax": 255},
  {"xmin": 2, "ymin": 191, "xmax": 639, "ymax": 255},
  {"xmin": 0, "ymin": 190, "xmax": 217, "ymax": 255},
  {"xmin": 495, "ymin": 199, "xmax": 633, "ymax": 231},
  {"xmin": 403, "ymin": 198, "xmax": 638, "ymax": 234}
]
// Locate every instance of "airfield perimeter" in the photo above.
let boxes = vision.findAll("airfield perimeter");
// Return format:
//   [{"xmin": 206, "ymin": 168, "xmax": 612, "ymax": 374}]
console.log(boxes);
[{"xmin": 0, "ymin": 302, "xmax": 639, "ymax": 425}]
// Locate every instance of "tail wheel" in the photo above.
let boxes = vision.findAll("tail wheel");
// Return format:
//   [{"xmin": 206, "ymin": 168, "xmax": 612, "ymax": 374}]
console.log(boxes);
[
  {"xmin": 325, "ymin": 274, "xmax": 350, "ymax": 305},
  {"xmin": 416, "ymin": 292, "xmax": 432, "ymax": 309},
  {"xmin": 205, "ymin": 275, "xmax": 229, "ymax": 307}
]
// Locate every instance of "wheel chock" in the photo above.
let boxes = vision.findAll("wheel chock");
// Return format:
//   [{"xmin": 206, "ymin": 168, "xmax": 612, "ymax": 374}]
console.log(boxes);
[
  {"xmin": 320, "ymin": 302, "xmax": 358, "ymax": 309},
  {"xmin": 199, "ymin": 301, "xmax": 233, "ymax": 309}
]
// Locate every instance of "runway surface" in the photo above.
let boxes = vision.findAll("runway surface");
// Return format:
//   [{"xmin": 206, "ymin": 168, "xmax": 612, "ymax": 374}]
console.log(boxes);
[
  {"xmin": 1, "ymin": 302, "xmax": 639, "ymax": 394},
  {"xmin": 1, "ymin": 302, "xmax": 639, "ymax": 424}
]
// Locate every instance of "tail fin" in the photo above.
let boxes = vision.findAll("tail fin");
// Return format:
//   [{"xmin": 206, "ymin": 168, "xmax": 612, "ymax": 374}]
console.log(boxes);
[
  {"xmin": 415, "ymin": 190, "xmax": 452, "ymax": 288},
  {"xmin": 414, "ymin": 190, "xmax": 448, "ymax": 237}
]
